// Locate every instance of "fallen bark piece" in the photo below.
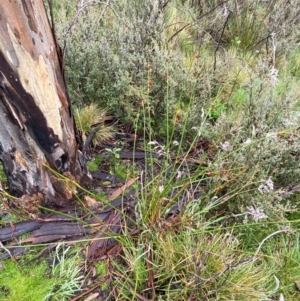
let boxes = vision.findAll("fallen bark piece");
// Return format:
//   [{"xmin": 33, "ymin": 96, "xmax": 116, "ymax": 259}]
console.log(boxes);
[
  {"xmin": 22, "ymin": 221, "xmax": 92, "ymax": 243},
  {"xmin": 0, "ymin": 189, "xmax": 138, "ymax": 260},
  {"xmin": 90, "ymin": 171, "xmax": 124, "ymax": 183},
  {"xmin": 0, "ymin": 246, "xmax": 28, "ymax": 260},
  {"xmin": 0, "ymin": 220, "xmax": 41, "ymax": 242}
]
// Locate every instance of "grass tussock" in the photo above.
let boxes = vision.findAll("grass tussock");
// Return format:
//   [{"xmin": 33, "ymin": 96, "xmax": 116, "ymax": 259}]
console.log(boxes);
[{"xmin": 74, "ymin": 103, "xmax": 115, "ymax": 144}]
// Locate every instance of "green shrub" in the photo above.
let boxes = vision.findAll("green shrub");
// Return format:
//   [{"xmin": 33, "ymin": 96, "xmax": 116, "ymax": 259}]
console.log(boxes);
[{"xmin": 52, "ymin": 0, "xmax": 300, "ymax": 139}]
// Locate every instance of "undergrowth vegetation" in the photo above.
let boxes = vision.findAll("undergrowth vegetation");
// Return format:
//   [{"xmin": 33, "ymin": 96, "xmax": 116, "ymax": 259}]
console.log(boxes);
[
  {"xmin": 2, "ymin": 0, "xmax": 300, "ymax": 300},
  {"xmin": 0, "ymin": 243, "xmax": 83, "ymax": 301}
]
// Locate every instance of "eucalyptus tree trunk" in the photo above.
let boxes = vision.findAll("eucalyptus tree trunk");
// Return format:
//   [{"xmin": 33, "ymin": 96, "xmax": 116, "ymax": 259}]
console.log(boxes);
[{"xmin": 0, "ymin": 1, "xmax": 86, "ymax": 207}]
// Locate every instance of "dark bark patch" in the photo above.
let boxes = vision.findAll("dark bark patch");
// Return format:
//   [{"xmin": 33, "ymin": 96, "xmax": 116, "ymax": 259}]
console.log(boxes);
[
  {"xmin": 38, "ymin": 31, "xmax": 43, "ymax": 43},
  {"xmin": 13, "ymin": 28, "xmax": 20, "ymax": 40},
  {"xmin": 21, "ymin": 0, "xmax": 38, "ymax": 33}
]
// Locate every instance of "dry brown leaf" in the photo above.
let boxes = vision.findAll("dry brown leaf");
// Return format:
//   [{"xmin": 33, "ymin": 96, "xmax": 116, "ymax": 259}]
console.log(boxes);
[
  {"xmin": 83, "ymin": 293, "xmax": 99, "ymax": 301},
  {"xmin": 84, "ymin": 195, "xmax": 103, "ymax": 210},
  {"xmin": 108, "ymin": 177, "xmax": 137, "ymax": 201}
]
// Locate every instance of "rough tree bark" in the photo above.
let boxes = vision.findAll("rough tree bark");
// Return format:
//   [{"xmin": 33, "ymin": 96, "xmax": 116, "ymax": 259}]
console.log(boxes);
[{"xmin": 0, "ymin": 1, "xmax": 87, "ymax": 207}]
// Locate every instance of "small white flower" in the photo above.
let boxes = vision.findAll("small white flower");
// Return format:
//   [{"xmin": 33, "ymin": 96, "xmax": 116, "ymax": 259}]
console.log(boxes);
[
  {"xmin": 266, "ymin": 132, "xmax": 276, "ymax": 138},
  {"xmin": 158, "ymin": 186, "xmax": 164, "ymax": 193},
  {"xmin": 220, "ymin": 141, "xmax": 231, "ymax": 152},
  {"xmin": 281, "ymin": 118, "xmax": 295, "ymax": 126},
  {"xmin": 265, "ymin": 178, "xmax": 274, "ymax": 191},
  {"xmin": 176, "ymin": 170, "xmax": 184, "ymax": 181},
  {"xmin": 156, "ymin": 148, "xmax": 166, "ymax": 156},
  {"xmin": 257, "ymin": 185, "xmax": 265, "ymax": 194},
  {"xmin": 148, "ymin": 140, "xmax": 166, "ymax": 156},
  {"xmin": 258, "ymin": 178, "xmax": 274, "ymax": 194},
  {"xmin": 269, "ymin": 66, "xmax": 279, "ymax": 87},
  {"xmin": 191, "ymin": 127, "xmax": 201, "ymax": 137},
  {"xmin": 173, "ymin": 140, "xmax": 179, "ymax": 146},
  {"xmin": 246, "ymin": 206, "xmax": 268, "ymax": 222},
  {"xmin": 244, "ymin": 138, "xmax": 252, "ymax": 145}
]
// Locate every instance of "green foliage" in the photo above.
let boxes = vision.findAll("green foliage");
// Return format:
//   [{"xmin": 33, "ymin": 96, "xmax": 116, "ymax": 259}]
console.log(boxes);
[
  {"xmin": 105, "ymin": 147, "xmax": 122, "ymax": 160},
  {"xmin": 0, "ymin": 260, "xmax": 53, "ymax": 301},
  {"xmin": 208, "ymin": 97, "xmax": 227, "ymax": 120},
  {"xmin": 0, "ymin": 162, "xmax": 7, "ymax": 188},
  {"xmin": 87, "ymin": 155, "xmax": 104, "ymax": 172},
  {"xmin": 263, "ymin": 233, "xmax": 300, "ymax": 298},
  {"xmin": 101, "ymin": 130, "xmax": 300, "ymax": 299},
  {"xmin": 43, "ymin": 244, "xmax": 83, "ymax": 301},
  {"xmin": 0, "ymin": 244, "xmax": 83, "ymax": 301},
  {"xmin": 52, "ymin": 0, "xmax": 300, "ymax": 141}
]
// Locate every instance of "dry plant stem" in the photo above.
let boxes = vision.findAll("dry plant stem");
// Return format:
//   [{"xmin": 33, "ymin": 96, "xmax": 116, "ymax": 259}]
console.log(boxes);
[
  {"xmin": 128, "ymin": 286, "xmax": 151, "ymax": 301},
  {"xmin": 112, "ymin": 270, "xmax": 151, "ymax": 300},
  {"xmin": 145, "ymin": 244, "xmax": 156, "ymax": 300},
  {"xmin": 194, "ymin": 232, "xmax": 217, "ymax": 285},
  {"xmin": 213, "ymin": 6, "xmax": 231, "ymax": 71},
  {"xmin": 271, "ymin": 33, "xmax": 276, "ymax": 69},
  {"xmin": 28, "ymin": 244, "xmax": 57, "ymax": 263},
  {"xmin": 108, "ymin": 177, "xmax": 137, "ymax": 201},
  {"xmin": 254, "ymin": 229, "xmax": 293, "ymax": 258},
  {"xmin": 275, "ymin": 185, "xmax": 300, "ymax": 203},
  {"xmin": 67, "ymin": 0, "xmax": 102, "ymax": 34},
  {"xmin": 2, "ymin": 199, "xmax": 23, "ymax": 220}
]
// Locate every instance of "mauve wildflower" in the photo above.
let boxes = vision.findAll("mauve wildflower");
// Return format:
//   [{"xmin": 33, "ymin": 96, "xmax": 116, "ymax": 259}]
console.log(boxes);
[
  {"xmin": 220, "ymin": 141, "xmax": 231, "ymax": 152},
  {"xmin": 258, "ymin": 178, "xmax": 274, "ymax": 194},
  {"xmin": 246, "ymin": 206, "xmax": 268, "ymax": 222}
]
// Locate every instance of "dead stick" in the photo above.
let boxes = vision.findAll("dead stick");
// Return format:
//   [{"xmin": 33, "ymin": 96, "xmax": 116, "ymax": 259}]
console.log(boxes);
[{"xmin": 69, "ymin": 282, "xmax": 102, "ymax": 301}]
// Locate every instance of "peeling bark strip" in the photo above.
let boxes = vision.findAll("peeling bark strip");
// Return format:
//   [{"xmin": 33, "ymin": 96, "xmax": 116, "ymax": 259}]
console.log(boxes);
[
  {"xmin": 0, "ymin": 1, "xmax": 84, "ymax": 206},
  {"xmin": 0, "ymin": 51, "xmax": 66, "ymax": 170}
]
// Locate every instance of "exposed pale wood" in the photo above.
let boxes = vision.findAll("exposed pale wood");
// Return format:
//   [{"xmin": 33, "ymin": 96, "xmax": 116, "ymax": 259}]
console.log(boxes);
[{"xmin": 0, "ymin": 1, "xmax": 84, "ymax": 206}]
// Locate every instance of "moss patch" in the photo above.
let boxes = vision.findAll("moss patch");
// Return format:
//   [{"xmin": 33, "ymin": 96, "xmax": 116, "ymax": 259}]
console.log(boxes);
[{"xmin": 0, "ymin": 260, "xmax": 54, "ymax": 301}]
